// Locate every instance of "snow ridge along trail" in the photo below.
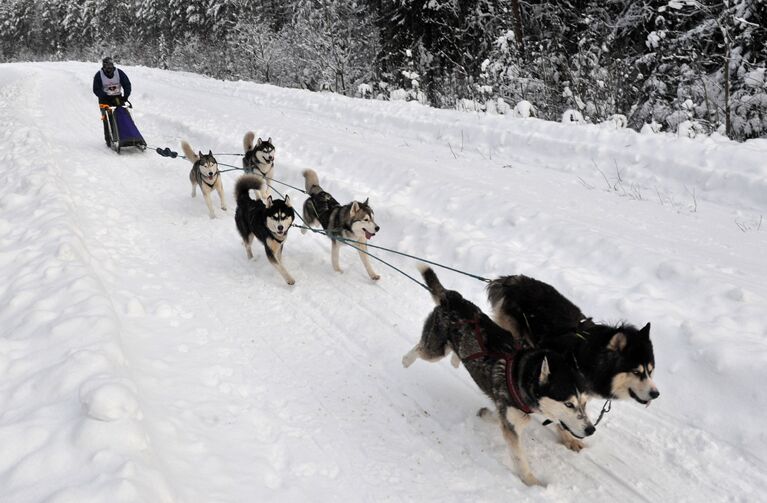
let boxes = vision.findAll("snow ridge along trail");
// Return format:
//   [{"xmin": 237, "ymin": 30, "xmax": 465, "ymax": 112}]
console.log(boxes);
[{"xmin": 0, "ymin": 61, "xmax": 765, "ymax": 502}]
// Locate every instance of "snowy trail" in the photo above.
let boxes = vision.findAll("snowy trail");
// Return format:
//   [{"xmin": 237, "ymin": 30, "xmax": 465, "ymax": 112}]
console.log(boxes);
[{"xmin": 1, "ymin": 62, "xmax": 766, "ymax": 502}]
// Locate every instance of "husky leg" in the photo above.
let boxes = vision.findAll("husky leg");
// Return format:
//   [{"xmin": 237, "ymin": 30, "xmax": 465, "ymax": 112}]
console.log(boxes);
[
  {"xmin": 402, "ymin": 342, "xmax": 453, "ymax": 368},
  {"xmin": 191, "ymin": 181, "xmax": 197, "ymax": 197},
  {"xmin": 259, "ymin": 175, "xmax": 271, "ymax": 201},
  {"xmin": 401, "ymin": 343, "xmax": 422, "ymax": 368},
  {"xmin": 557, "ymin": 424, "xmax": 585, "ymax": 452},
  {"xmin": 331, "ymin": 240, "xmax": 343, "ymax": 273},
  {"xmin": 216, "ymin": 180, "xmax": 227, "ymax": 211},
  {"xmin": 202, "ymin": 190, "xmax": 216, "ymax": 218},
  {"xmin": 451, "ymin": 351, "xmax": 461, "ymax": 368},
  {"xmin": 302, "ymin": 201, "xmax": 317, "ymax": 235},
  {"xmin": 267, "ymin": 239, "xmax": 295, "ymax": 285},
  {"xmin": 499, "ymin": 407, "xmax": 541, "ymax": 487},
  {"xmin": 354, "ymin": 239, "xmax": 380, "ymax": 281},
  {"xmin": 244, "ymin": 234, "xmax": 254, "ymax": 260}
]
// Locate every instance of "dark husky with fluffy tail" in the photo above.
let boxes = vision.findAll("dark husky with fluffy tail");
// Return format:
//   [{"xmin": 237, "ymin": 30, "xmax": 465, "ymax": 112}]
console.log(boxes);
[
  {"xmin": 301, "ymin": 169, "xmax": 381, "ymax": 281},
  {"xmin": 403, "ymin": 265, "xmax": 594, "ymax": 486},
  {"xmin": 234, "ymin": 175, "xmax": 295, "ymax": 285},
  {"xmin": 486, "ymin": 275, "xmax": 659, "ymax": 405}
]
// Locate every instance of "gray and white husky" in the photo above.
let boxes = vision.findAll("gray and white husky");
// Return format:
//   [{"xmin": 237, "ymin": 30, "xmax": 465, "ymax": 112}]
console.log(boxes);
[
  {"xmin": 301, "ymin": 169, "xmax": 381, "ymax": 281},
  {"xmin": 403, "ymin": 266, "xmax": 594, "ymax": 486},
  {"xmin": 242, "ymin": 132, "xmax": 275, "ymax": 200},
  {"xmin": 182, "ymin": 141, "xmax": 227, "ymax": 219}
]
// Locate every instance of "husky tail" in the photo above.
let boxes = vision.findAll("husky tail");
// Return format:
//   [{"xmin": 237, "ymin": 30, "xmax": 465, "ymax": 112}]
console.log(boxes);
[
  {"xmin": 181, "ymin": 141, "xmax": 199, "ymax": 163},
  {"xmin": 243, "ymin": 131, "xmax": 255, "ymax": 152},
  {"xmin": 417, "ymin": 264, "xmax": 447, "ymax": 304},
  {"xmin": 302, "ymin": 169, "xmax": 322, "ymax": 195},
  {"xmin": 235, "ymin": 175, "xmax": 263, "ymax": 207}
]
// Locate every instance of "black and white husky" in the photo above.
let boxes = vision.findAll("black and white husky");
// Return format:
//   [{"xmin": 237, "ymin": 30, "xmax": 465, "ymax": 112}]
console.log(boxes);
[
  {"xmin": 403, "ymin": 266, "xmax": 594, "ymax": 486},
  {"xmin": 487, "ymin": 275, "xmax": 659, "ymax": 449},
  {"xmin": 182, "ymin": 141, "xmax": 227, "ymax": 219},
  {"xmin": 242, "ymin": 132, "xmax": 275, "ymax": 200},
  {"xmin": 301, "ymin": 169, "xmax": 381, "ymax": 281},
  {"xmin": 234, "ymin": 175, "xmax": 296, "ymax": 285},
  {"xmin": 486, "ymin": 275, "xmax": 659, "ymax": 404}
]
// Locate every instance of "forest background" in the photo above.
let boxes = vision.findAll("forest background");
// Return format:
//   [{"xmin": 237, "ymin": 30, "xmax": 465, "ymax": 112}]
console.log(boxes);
[{"xmin": 2, "ymin": 0, "xmax": 765, "ymax": 140}]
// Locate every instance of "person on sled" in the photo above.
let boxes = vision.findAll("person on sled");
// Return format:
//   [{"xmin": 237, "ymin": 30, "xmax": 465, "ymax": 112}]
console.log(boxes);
[{"xmin": 93, "ymin": 57, "xmax": 132, "ymax": 146}]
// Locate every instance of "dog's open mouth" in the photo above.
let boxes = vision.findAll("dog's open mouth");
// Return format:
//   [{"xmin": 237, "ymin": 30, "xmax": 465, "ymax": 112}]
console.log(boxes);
[
  {"xmin": 629, "ymin": 389, "xmax": 650, "ymax": 405},
  {"xmin": 559, "ymin": 421, "xmax": 586, "ymax": 439},
  {"xmin": 364, "ymin": 230, "xmax": 375, "ymax": 239}
]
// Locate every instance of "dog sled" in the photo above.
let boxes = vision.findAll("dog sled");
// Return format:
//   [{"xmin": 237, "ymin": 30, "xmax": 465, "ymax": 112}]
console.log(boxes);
[{"xmin": 100, "ymin": 101, "xmax": 147, "ymax": 154}]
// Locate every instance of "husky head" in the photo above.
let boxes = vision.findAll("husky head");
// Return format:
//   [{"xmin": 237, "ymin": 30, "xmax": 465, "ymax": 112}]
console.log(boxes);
[
  {"xmin": 605, "ymin": 323, "xmax": 659, "ymax": 404},
  {"xmin": 198, "ymin": 150, "xmax": 219, "ymax": 179},
  {"xmin": 254, "ymin": 137, "xmax": 275, "ymax": 164},
  {"xmin": 264, "ymin": 194, "xmax": 294, "ymax": 238},
  {"xmin": 536, "ymin": 353, "xmax": 595, "ymax": 439},
  {"xmin": 349, "ymin": 199, "xmax": 380, "ymax": 240}
]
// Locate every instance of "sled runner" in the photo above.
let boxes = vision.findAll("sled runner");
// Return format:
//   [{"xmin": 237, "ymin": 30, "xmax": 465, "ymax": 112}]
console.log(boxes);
[{"xmin": 100, "ymin": 101, "xmax": 146, "ymax": 154}]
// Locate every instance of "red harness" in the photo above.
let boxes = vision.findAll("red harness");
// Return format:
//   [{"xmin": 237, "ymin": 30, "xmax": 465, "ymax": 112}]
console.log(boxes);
[{"xmin": 458, "ymin": 316, "xmax": 534, "ymax": 414}]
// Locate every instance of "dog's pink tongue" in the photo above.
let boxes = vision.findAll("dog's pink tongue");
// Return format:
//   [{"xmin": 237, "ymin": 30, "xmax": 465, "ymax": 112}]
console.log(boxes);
[{"xmin": 364, "ymin": 230, "xmax": 374, "ymax": 239}]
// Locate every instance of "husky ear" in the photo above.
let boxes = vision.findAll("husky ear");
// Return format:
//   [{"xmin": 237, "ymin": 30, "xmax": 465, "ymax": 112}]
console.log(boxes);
[
  {"xmin": 539, "ymin": 357, "xmax": 550, "ymax": 386},
  {"xmin": 198, "ymin": 151, "xmax": 203, "ymax": 158},
  {"xmin": 639, "ymin": 322, "xmax": 651, "ymax": 336},
  {"xmin": 284, "ymin": 194, "xmax": 292, "ymax": 207},
  {"xmin": 256, "ymin": 138, "xmax": 263, "ymax": 147},
  {"xmin": 265, "ymin": 195, "xmax": 273, "ymax": 208},
  {"xmin": 208, "ymin": 150, "xmax": 212, "ymax": 156},
  {"xmin": 363, "ymin": 197, "xmax": 369, "ymax": 206},
  {"xmin": 607, "ymin": 332, "xmax": 628, "ymax": 352},
  {"xmin": 350, "ymin": 201, "xmax": 360, "ymax": 215},
  {"xmin": 267, "ymin": 137, "xmax": 272, "ymax": 143}
]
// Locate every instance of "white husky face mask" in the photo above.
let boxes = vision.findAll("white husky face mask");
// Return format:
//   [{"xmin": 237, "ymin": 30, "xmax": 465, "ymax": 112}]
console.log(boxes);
[
  {"xmin": 536, "ymin": 357, "xmax": 595, "ymax": 438},
  {"xmin": 265, "ymin": 195, "xmax": 294, "ymax": 237},
  {"xmin": 198, "ymin": 151, "xmax": 219, "ymax": 179},
  {"xmin": 349, "ymin": 199, "xmax": 379, "ymax": 240},
  {"xmin": 255, "ymin": 137, "xmax": 275, "ymax": 164}
]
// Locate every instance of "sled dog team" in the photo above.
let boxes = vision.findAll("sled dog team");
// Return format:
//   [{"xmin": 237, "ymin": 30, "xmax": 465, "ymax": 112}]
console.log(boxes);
[
  {"xmin": 183, "ymin": 133, "xmax": 380, "ymax": 285},
  {"xmin": 182, "ymin": 133, "xmax": 660, "ymax": 486}
]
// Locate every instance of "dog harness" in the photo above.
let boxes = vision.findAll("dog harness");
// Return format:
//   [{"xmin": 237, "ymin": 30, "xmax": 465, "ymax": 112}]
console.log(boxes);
[{"xmin": 458, "ymin": 316, "xmax": 534, "ymax": 414}]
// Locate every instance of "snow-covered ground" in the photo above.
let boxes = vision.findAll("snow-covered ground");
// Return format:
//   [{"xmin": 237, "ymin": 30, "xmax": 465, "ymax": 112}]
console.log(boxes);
[{"xmin": 1, "ymin": 61, "xmax": 766, "ymax": 502}]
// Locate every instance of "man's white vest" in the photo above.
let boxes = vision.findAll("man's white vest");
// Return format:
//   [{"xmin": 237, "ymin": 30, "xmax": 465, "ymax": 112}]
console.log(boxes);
[{"xmin": 100, "ymin": 69, "xmax": 122, "ymax": 96}]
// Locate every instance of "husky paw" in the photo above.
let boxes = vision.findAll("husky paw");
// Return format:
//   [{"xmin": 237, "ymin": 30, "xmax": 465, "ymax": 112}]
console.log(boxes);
[
  {"xmin": 221, "ymin": 206, "xmax": 228, "ymax": 211},
  {"xmin": 520, "ymin": 473, "xmax": 544, "ymax": 487},
  {"xmin": 370, "ymin": 273, "xmax": 381, "ymax": 281},
  {"xmin": 401, "ymin": 352, "xmax": 416, "ymax": 368},
  {"xmin": 334, "ymin": 267, "xmax": 343, "ymax": 274},
  {"xmin": 208, "ymin": 214, "xmax": 216, "ymax": 219},
  {"xmin": 562, "ymin": 436, "xmax": 585, "ymax": 452},
  {"xmin": 286, "ymin": 278, "xmax": 295, "ymax": 286}
]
